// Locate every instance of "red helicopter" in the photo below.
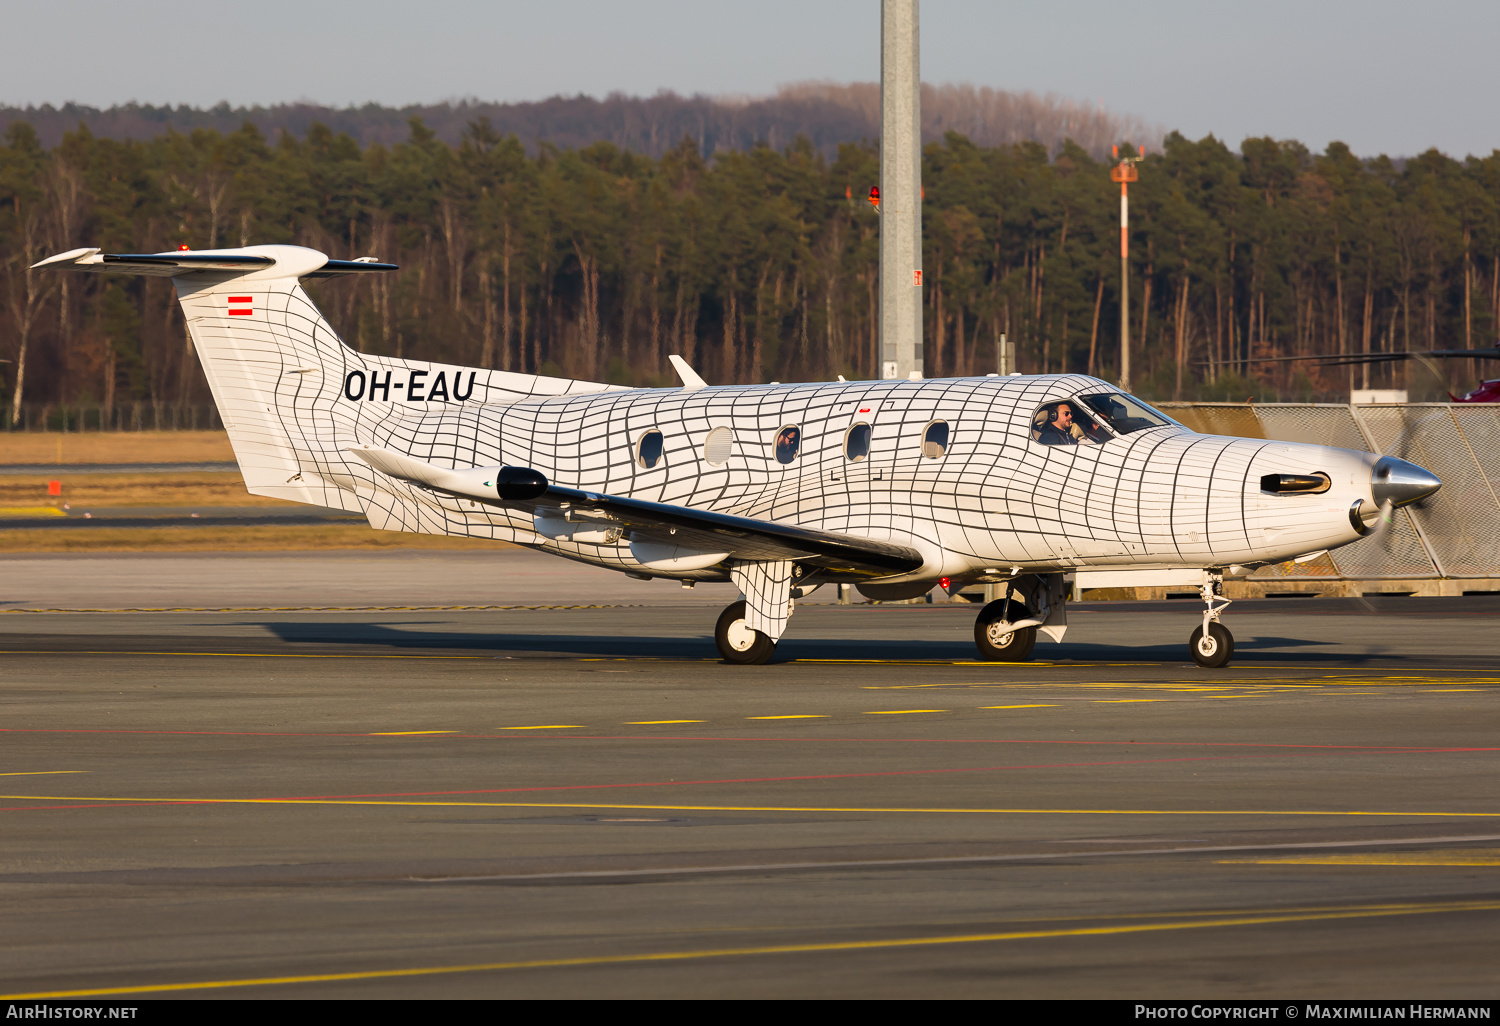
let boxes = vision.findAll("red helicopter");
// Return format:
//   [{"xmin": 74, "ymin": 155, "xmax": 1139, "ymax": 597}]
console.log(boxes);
[
  {"xmin": 1450, "ymin": 374, "xmax": 1500, "ymax": 403},
  {"xmin": 1215, "ymin": 347, "xmax": 1500, "ymax": 402}
]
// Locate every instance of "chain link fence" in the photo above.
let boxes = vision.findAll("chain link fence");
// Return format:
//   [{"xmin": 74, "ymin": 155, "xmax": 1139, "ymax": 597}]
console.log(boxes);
[{"xmin": 1163, "ymin": 402, "xmax": 1500, "ymax": 581}]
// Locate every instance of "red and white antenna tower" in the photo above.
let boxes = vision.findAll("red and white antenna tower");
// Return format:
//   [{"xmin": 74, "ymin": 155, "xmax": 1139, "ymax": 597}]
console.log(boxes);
[{"xmin": 1110, "ymin": 144, "xmax": 1144, "ymax": 393}]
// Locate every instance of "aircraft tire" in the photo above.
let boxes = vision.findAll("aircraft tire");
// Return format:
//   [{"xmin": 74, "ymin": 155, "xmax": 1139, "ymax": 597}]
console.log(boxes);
[
  {"xmin": 1189, "ymin": 622, "xmax": 1234, "ymax": 668},
  {"xmin": 715, "ymin": 600, "xmax": 776, "ymax": 665},
  {"xmin": 974, "ymin": 599, "xmax": 1037, "ymax": 662}
]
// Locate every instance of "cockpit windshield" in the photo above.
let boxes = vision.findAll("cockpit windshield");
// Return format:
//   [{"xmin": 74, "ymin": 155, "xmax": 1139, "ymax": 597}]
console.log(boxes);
[{"xmin": 1074, "ymin": 392, "xmax": 1175, "ymax": 436}]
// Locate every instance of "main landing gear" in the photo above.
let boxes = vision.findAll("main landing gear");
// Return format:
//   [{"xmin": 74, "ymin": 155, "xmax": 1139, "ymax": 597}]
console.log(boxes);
[
  {"xmin": 1190, "ymin": 572, "xmax": 1234, "ymax": 668},
  {"xmin": 974, "ymin": 598, "xmax": 1038, "ymax": 662},
  {"xmin": 715, "ymin": 600, "xmax": 776, "ymax": 665}
]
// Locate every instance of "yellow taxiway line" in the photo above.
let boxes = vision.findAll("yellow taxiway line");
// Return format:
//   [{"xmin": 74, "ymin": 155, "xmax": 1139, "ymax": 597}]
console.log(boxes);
[
  {"xmin": 1223, "ymin": 849, "xmax": 1500, "ymax": 866},
  {"xmin": 5, "ymin": 794, "xmax": 1500, "ymax": 818},
  {"xmin": 0, "ymin": 771, "xmax": 86, "ymax": 778},
  {"xmin": 7, "ymin": 897, "xmax": 1500, "ymax": 999}
]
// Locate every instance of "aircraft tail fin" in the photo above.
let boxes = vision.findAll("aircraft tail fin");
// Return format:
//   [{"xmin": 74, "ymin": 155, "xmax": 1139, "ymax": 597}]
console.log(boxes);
[{"xmin": 33, "ymin": 245, "xmax": 615, "ymax": 512}]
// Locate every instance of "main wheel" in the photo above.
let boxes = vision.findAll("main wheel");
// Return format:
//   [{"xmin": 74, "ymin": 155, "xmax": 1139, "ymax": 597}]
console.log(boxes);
[
  {"xmin": 1189, "ymin": 622, "xmax": 1234, "ymax": 668},
  {"xmin": 715, "ymin": 600, "xmax": 776, "ymax": 665},
  {"xmin": 974, "ymin": 599, "xmax": 1037, "ymax": 662}
]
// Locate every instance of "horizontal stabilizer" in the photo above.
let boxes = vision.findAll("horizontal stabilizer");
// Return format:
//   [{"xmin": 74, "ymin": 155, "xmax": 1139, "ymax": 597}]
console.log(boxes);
[{"xmin": 32, "ymin": 246, "xmax": 397, "ymax": 279}]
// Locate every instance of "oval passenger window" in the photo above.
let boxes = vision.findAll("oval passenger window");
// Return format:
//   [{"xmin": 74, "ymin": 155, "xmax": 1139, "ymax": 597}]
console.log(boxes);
[
  {"xmin": 845, "ymin": 422, "xmax": 871, "ymax": 462},
  {"xmin": 703, "ymin": 426, "xmax": 734, "ymax": 466},
  {"xmin": 774, "ymin": 425, "xmax": 800, "ymax": 464},
  {"xmin": 922, "ymin": 420, "xmax": 949, "ymax": 458},
  {"xmin": 636, "ymin": 429, "xmax": 664, "ymax": 469}
]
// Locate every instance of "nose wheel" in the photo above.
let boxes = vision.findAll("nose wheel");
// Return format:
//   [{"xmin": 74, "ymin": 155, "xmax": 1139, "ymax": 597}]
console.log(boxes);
[
  {"xmin": 715, "ymin": 600, "xmax": 776, "ymax": 664},
  {"xmin": 1189, "ymin": 573, "xmax": 1234, "ymax": 668},
  {"xmin": 1190, "ymin": 622, "xmax": 1234, "ymax": 667}
]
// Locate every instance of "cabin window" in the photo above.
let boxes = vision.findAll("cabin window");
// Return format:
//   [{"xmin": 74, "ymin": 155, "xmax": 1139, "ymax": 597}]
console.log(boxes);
[
  {"xmin": 1074, "ymin": 391, "xmax": 1174, "ymax": 436},
  {"xmin": 636, "ymin": 429, "xmax": 664, "ymax": 469},
  {"xmin": 703, "ymin": 426, "xmax": 734, "ymax": 466},
  {"xmin": 1031, "ymin": 401, "xmax": 1109, "ymax": 446},
  {"xmin": 774, "ymin": 425, "xmax": 801, "ymax": 464},
  {"xmin": 845, "ymin": 422, "xmax": 872, "ymax": 462},
  {"xmin": 922, "ymin": 420, "xmax": 949, "ymax": 458}
]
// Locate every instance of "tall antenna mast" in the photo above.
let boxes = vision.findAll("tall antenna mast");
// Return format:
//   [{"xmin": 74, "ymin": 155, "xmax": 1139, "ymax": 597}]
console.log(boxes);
[{"xmin": 1111, "ymin": 144, "xmax": 1143, "ymax": 393}]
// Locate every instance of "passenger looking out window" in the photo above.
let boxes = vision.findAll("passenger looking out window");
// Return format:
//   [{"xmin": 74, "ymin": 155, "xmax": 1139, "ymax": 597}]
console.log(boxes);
[{"xmin": 774, "ymin": 425, "xmax": 801, "ymax": 464}]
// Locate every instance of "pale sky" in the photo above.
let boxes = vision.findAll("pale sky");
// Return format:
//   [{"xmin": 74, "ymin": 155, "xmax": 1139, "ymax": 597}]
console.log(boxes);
[{"xmin": 4, "ymin": 0, "xmax": 1497, "ymax": 158}]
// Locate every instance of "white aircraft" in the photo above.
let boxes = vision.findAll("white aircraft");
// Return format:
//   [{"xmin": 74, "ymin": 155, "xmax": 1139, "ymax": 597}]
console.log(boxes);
[{"xmin": 35, "ymin": 244, "xmax": 1442, "ymax": 667}]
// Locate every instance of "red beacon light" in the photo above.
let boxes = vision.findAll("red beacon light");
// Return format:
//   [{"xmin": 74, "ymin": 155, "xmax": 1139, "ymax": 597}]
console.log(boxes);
[
  {"xmin": 178, "ymin": 244, "xmax": 190, "ymax": 251},
  {"xmin": 939, "ymin": 576, "xmax": 951, "ymax": 590},
  {"xmin": 867, "ymin": 186, "xmax": 880, "ymax": 210}
]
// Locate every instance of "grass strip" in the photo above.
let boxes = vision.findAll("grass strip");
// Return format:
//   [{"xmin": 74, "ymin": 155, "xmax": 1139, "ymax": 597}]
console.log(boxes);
[{"xmin": 0, "ymin": 524, "xmax": 508, "ymax": 553}]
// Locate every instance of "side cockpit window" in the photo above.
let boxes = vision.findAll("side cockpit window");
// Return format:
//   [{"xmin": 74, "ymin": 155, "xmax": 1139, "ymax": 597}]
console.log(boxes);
[
  {"xmin": 1031, "ymin": 401, "xmax": 1108, "ymax": 446},
  {"xmin": 1075, "ymin": 392, "xmax": 1174, "ymax": 436},
  {"xmin": 636, "ymin": 429, "xmax": 664, "ymax": 468}
]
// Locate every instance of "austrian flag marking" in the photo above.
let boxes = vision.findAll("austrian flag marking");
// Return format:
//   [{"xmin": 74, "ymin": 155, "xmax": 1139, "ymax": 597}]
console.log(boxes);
[{"xmin": 227, "ymin": 296, "xmax": 253, "ymax": 316}]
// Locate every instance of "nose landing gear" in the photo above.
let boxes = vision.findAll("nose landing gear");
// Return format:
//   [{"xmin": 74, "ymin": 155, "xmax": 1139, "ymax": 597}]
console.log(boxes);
[{"xmin": 1189, "ymin": 572, "xmax": 1234, "ymax": 668}]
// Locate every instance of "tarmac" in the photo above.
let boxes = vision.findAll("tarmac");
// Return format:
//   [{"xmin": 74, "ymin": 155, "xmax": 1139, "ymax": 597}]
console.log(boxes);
[{"xmin": 1, "ymin": 549, "xmax": 1498, "ymax": 999}]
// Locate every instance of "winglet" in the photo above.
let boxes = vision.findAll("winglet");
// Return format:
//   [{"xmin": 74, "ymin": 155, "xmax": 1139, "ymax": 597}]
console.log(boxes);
[
  {"xmin": 668, "ymin": 355, "xmax": 707, "ymax": 390},
  {"xmin": 31, "ymin": 248, "xmax": 102, "ymax": 270}
]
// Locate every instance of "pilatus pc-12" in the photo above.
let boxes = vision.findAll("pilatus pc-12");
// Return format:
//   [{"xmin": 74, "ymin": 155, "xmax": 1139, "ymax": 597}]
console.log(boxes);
[{"xmin": 36, "ymin": 244, "xmax": 1442, "ymax": 667}]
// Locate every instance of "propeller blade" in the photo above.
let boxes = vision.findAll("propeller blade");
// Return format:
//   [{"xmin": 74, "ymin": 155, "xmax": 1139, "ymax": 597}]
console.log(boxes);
[{"xmin": 1367, "ymin": 499, "xmax": 1397, "ymax": 542}]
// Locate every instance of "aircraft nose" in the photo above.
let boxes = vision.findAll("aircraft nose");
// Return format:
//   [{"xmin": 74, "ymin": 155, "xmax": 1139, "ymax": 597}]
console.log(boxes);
[{"xmin": 1371, "ymin": 456, "xmax": 1441, "ymax": 507}]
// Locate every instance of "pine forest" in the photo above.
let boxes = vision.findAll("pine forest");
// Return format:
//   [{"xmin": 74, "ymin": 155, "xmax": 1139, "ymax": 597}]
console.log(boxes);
[{"xmin": 5, "ymin": 113, "xmax": 1500, "ymax": 425}]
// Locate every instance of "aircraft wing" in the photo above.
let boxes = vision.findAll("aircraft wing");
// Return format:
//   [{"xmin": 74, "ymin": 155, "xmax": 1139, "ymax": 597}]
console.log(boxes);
[
  {"xmin": 532, "ymin": 485, "xmax": 923, "ymax": 576},
  {"xmin": 348, "ymin": 446, "xmax": 923, "ymax": 578}
]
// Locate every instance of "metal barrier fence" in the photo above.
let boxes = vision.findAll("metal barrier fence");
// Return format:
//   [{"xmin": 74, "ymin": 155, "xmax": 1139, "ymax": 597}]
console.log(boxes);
[
  {"xmin": 0, "ymin": 403, "xmax": 224, "ymax": 433},
  {"xmin": 1161, "ymin": 403, "xmax": 1500, "ymax": 581}
]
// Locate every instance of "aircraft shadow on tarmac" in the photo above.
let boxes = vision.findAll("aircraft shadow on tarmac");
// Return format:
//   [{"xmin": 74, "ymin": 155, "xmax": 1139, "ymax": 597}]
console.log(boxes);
[{"xmin": 245, "ymin": 620, "xmax": 1357, "ymax": 665}]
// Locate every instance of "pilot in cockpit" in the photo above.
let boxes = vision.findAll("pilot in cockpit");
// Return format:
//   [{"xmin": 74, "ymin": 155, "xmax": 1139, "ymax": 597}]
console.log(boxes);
[{"xmin": 1033, "ymin": 401, "xmax": 1105, "ymax": 446}]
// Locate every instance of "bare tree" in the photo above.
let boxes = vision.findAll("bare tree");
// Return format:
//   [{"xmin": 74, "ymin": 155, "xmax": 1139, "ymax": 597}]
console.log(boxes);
[{"xmin": 6, "ymin": 208, "xmax": 55, "ymax": 424}]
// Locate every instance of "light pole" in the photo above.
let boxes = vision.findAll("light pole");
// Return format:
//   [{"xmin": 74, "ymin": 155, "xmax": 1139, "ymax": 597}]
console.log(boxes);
[
  {"xmin": 1111, "ymin": 145, "xmax": 1142, "ymax": 393},
  {"xmin": 880, "ymin": 0, "xmax": 922, "ymax": 381}
]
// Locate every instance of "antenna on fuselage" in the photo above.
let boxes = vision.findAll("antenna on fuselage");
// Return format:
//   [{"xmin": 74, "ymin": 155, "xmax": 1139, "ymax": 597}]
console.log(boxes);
[{"xmin": 668, "ymin": 355, "xmax": 707, "ymax": 391}]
